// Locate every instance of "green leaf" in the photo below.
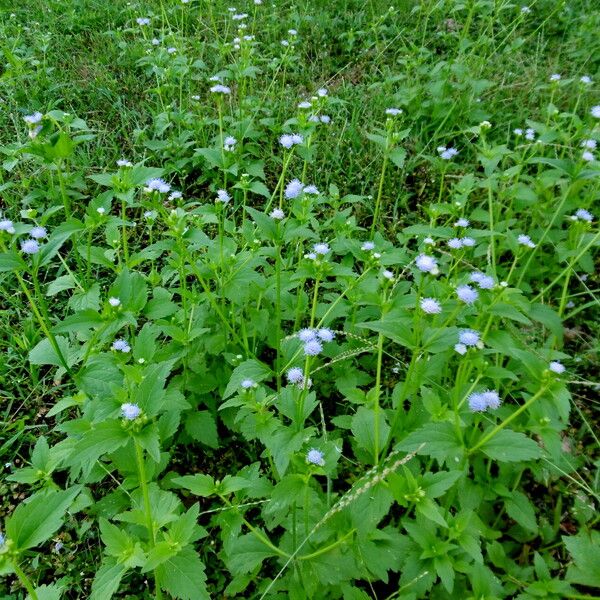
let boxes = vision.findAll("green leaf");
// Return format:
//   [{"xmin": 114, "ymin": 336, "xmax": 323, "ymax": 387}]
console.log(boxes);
[
  {"xmin": 185, "ymin": 411, "xmax": 218, "ymax": 448},
  {"xmin": 142, "ymin": 541, "xmax": 179, "ymax": 572},
  {"xmin": 225, "ymin": 533, "xmax": 279, "ymax": 575},
  {"xmin": 156, "ymin": 547, "xmax": 209, "ymax": 600},
  {"xmin": 76, "ymin": 354, "xmax": 122, "ymax": 400},
  {"xmin": 416, "ymin": 497, "xmax": 447, "ymax": 527},
  {"xmin": 479, "ymin": 429, "xmax": 542, "ymax": 462},
  {"xmin": 504, "ymin": 491, "xmax": 537, "ymax": 531},
  {"xmin": 389, "ymin": 147, "xmax": 407, "ymax": 168},
  {"xmin": 27, "ymin": 584, "xmax": 63, "ymax": 600},
  {"xmin": 110, "ymin": 268, "xmax": 148, "ymax": 314},
  {"xmin": 399, "ymin": 422, "xmax": 464, "ymax": 464},
  {"xmin": 29, "ymin": 336, "xmax": 75, "ymax": 368},
  {"xmin": 564, "ymin": 531, "xmax": 600, "ymax": 588},
  {"xmin": 351, "ymin": 406, "xmax": 390, "ymax": 460},
  {"xmin": 0, "ymin": 250, "xmax": 24, "ymax": 273},
  {"xmin": 133, "ymin": 361, "xmax": 174, "ymax": 417},
  {"xmin": 90, "ymin": 560, "xmax": 126, "ymax": 600},
  {"xmin": 223, "ymin": 359, "xmax": 272, "ymax": 400},
  {"xmin": 173, "ymin": 474, "xmax": 216, "ymax": 497},
  {"xmin": 6, "ymin": 487, "xmax": 80, "ymax": 551},
  {"xmin": 73, "ymin": 421, "xmax": 130, "ymax": 474}
]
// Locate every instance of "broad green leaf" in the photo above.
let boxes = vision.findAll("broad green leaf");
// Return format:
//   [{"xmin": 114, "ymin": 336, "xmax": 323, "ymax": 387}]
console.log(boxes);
[
  {"xmin": 90, "ymin": 560, "xmax": 126, "ymax": 600},
  {"xmin": 172, "ymin": 474, "xmax": 215, "ymax": 497},
  {"xmin": 504, "ymin": 491, "xmax": 537, "ymax": 531},
  {"xmin": 223, "ymin": 359, "xmax": 272, "ymax": 400},
  {"xmin": 399, "ymin": 422, "xmax": 464, "ymax": 464},
  {"xmin": 72, "ymin": 421, "xmax": 130, "ymax": 474},
  {"xmin": 351, "ymin": 406, "xmax": 390, "ymax": 460},
  {"xmin": 564, "ymin": 531, "xmax": 600, "ymax": 588},
  {"xmin": 6, "ymin": 486, "xmax": 80, "ymax": 551},
  {"xmin": 156, "ymin": 547, "xmax": 209, "ymax": 600},
  {"xmin": 185, "ymin": 411, "xmax": 218, "ymax": 448},
  {"xmin": 479, "ymin": 429, "xmax": 542, "ymax": 462},
  {"xmin": 225, "ymin": 533, "xmax": 279, "ymax": 575},
  {"xmin": 27, "ymin": 584, "xmax": 63, "ymax": 600},
  {"xmin": 29, "ymin": 336, "xmax": 75, "ymax": 368}
]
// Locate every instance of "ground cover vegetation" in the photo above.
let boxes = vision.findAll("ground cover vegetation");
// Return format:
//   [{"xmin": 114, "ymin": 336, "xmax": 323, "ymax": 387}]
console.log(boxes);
[{"xmin": 0, "ymin": 0, "xmax": 599, "ymax": 598}]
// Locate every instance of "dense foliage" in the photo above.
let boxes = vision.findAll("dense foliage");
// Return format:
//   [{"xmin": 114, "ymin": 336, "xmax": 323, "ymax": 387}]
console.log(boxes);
[{"xmin": 0, "ymin": 0, "xmax": 599, "ymax": 598}]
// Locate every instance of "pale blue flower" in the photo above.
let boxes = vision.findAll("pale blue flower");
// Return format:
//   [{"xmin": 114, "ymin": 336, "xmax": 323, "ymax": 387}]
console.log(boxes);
[
  {"xmin": 591, "ymin": 106, "xmax": 600, "ymax": 118},
  {"xmin": 24, "ymin": 111, "xmax": 43, "ymax": 125},
  {"xmin": 481, "ymin": 390, "xmax": 501, "ymax": 409},
  {"xmin": 298, "ymin": 101, "xmax": 312, "ymax": 109},
  {"xmin": 386, "ymin": 108, "xmax": 403, "ymax": 116},
  {"xmin": 455, "ymin": 218, "xmax": 470, "ymax": 227},
  {"xmin": 297, "ymin": 328, "xmax": 317, "ymax": 342},
  {"xmin": 279, "ymin": 134, "xmax": 294, "ymax": 148},
  {"xmin": 0, "ymin": 532, "xmax": 4, "ymax": 546},
  {"xmin": 108, "ymin": 297, "xmax": 121, "ymax": 307},
  {"xmin": 361, "ymin": 241, "xmax": 375, "ymax": 251},
  {"xmin": 306, "ymin": 448, "xmax": 325, "ymax": 466},
  {"xmin": 29, "ymin": 226, "xmax": 47, "ymax": 239},
  {"xmin": 291, "ymin": 134, "xmax": 304, "ymax": 145},
  {"xmin": 454, "ymin": 343, "xmax": 467, "ymax": 355},
  {"xmin": 459, "ymin": 329, "xmax": 480, "ymax": 346},
  {"xmin": 0, "ymin": 219, "xmax": 15, "ymax": 233},
  {"xmin": 241, "ymin": 379, "xmax": 255, "ymax": 389},
  {"xmin": 317, "ymin": 328, "xmax": 335, "ymax": 342},
  {"xmin": 420, "ymin": 298, "xmax": 442, "ymax": 314},
  {"xmin": 461, "ymin": 237, "xmax": 475, "ymax": 247},
  {"xmin": 415, "ymin": 254, "xmax": 438, "ymax": 273},
  {"xmin": 582, "ymin": 139, "xmax": 597, "ymax": 150},
  {"xmin": 20, "ymin": 239, "xmax": 40, "ymax": 254},
  {"xmin": 320, "ymin": 115, "xmax": 331, "ymax": 124},
  {"xmin": 303, "ymin": 184, "xmax": 319, "ymax": 195},
  {"xmin": 112, "ymin": 339, "xmax": 131, "ymax": 353},
  {"xmin": 117, "ymin": 159, "xmax": 132, "ymax": 167},
  {"xmin": 146, "ymin": 178, "xmax": 171, "ymax": 193},
  {"xmin": 470, "ymin": 272, "xmax": 494, "ymax": 289},
  {"xmin": 285, "ymin": 179, "xmax": 303, "ymax": 199},
  {"xmin": 574, "ymin": 209, "xmax": 593, "ymax": 222},
  {"xmin": 525, "ymin": 128, "xmax": 536, "ymax": 141},
  {"xmin": 549, "ymin": 361, "xmax": 565, "ymax": 374},
  {"xmin": 136, "ymin": 17, "xmax": 150, "ymax": 25},
  {"xmin": 121, "ymin": 403, "xmax": 141, "ymax": 419},
  {"xmin": 456, "ymin": 285, "xmax": 478, "ymax": 304},
  {"xmin": 216, "ymin": 189, "xmax": 231, "ymax": 203},
  {"xmin": 468, "ymin": 392, "xmax": 488, "ymax": 412},
  {"xmin": 270, "ymin": 208, "xmax": 285, "ymax": 219},
  {"xmin": 580, "ymin": 75, "xmax": 592, "ymax": 84},
  {"xmin": 210, "ymin": 84, "xmax": 231, "ymax": 94},
  {"xmin": 313, "ymin": 242, "xmax": 330, "ymax": 255},
  {"xmin": 448, "ymin": 238, "xmax": 462, "ymax": 249},
  {"xmin": 518, "ymin": 234, "xmax": 536, "ymax": 248},
  {"xmin": 303, "ymin": 339, "xmax": 323, "ymax": 356},
  {"xmin": 286, "ymin": 367, "xmax": 304, "ymax": 383}
]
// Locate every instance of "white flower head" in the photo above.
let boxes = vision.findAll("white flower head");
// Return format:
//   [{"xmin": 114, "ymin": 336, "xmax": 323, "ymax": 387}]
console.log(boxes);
[
  {"xmin": 216, "ymin": 189, "xmax": 231, "ymax": 203},
  {"xmin": 456, "ymin": 285, "xmax": 479, "ymax": 305},
  {"xmin": 210, "ymin": 84, "xmax": 231, "ymax": 94},
  {"xmin": 549, "ymin": 361, "xmax": 565, "ymax": 374},
  {"xmin": 420, "ymin": 297, "xmax": 442, "ymax": 314},
  {"xmin": 386, "ymin": 108, "xmax": 403, "ymax": 116},
  {"xmin": 415, "ymin": 254, "xmax": 438, "ymax": 274}
]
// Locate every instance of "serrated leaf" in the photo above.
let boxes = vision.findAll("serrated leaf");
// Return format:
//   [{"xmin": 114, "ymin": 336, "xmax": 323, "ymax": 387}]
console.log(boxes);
[
  {"xmin": 185, "ymin": 411, "xmax": 218, "ymax": 448},
  {"xmin": 173, "ymin": 474, "xmax": 215, "ymax": 497},
  {"xmin": 479, "ymin": 429, "xmax": 541, "ymax": 462},
  {"xmin": 155, "ymin": 547, "xmax": 209, "ymax": 600},
  {"xmin": 90, "ymin": 560, "xmax": 126, "ymax": 600},
  {"xmin": 351, "ymin": 406, "xmax": 390, "ymax": 461},
  {"xmin": 564, "ymin": 531, "xmax": 600, "ymax": 588},
  {"xmin": 6, "ymin": 487, "xmax": 79, "ymax": 551},
  {"xmin": 504, "ymin": 491, "xmax": 537, "ymax": 531}
]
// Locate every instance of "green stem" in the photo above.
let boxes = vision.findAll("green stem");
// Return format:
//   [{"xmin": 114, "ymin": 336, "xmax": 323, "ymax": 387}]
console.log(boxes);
[
  {"xmin": 13, "ymin": 562, "xmax": 38, "ymax": 600},
  {"xmin": 134, "ymin": 439, "xmax": 162, "ymax": 600},
  {"xmin": 298, "ymin": 529, "xmax": 356, "ymax": 561}
]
